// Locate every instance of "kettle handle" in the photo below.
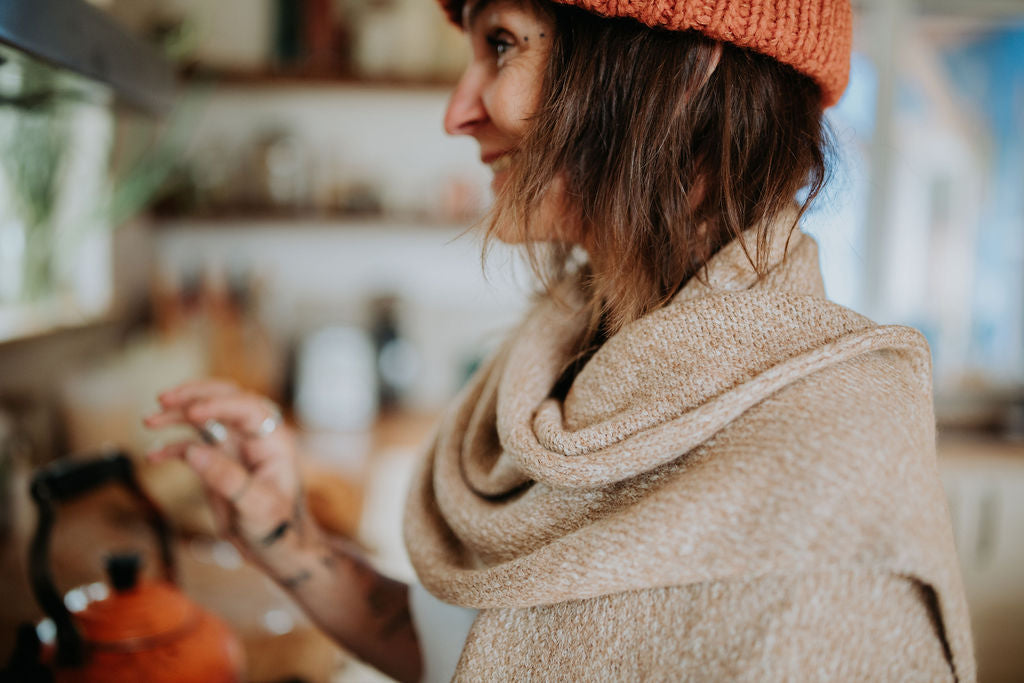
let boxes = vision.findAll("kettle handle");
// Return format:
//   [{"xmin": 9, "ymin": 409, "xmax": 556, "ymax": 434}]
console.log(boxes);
[{"xmin": 29, "ymin": 451, "xmax": 177, "ymax": 667}]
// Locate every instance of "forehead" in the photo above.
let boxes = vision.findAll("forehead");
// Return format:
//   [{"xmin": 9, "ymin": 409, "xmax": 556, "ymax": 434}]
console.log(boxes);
[{"xmin": 462, "ymin": 0, "xmax": 541, "ymax": 30}]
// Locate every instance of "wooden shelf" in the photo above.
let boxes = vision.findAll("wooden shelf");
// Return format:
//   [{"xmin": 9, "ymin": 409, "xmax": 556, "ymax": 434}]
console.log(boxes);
[
  {"xmin": 149, "ymin": 212, "xmax": 480, "ymax": 231},
  {"xmin": 181, "ymin": 67, "xmax": 458, "ymax": 92}
]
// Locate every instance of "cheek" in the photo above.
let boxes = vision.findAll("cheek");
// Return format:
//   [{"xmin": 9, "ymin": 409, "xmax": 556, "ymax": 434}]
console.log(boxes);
[{"xmin": 486, "ymin": 72, "xmax": 541, "ymax": 138}]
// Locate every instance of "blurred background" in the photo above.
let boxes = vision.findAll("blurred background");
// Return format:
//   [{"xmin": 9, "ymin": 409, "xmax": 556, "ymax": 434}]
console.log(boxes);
[{"xmin": 0, "ymin": 0, "xmax": 1020, "ymax": 681}]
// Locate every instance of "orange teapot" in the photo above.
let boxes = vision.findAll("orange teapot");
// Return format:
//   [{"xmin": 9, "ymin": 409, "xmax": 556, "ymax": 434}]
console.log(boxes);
[{"xmin": 4, "ymin": 452, "xmax": 244, "ymax": 682}]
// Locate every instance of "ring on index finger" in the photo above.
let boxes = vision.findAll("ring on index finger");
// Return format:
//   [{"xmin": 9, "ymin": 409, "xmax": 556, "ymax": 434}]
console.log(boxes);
[{"xmin": 199, "ymin": 419, "xmax": 230, "ymax": 445}]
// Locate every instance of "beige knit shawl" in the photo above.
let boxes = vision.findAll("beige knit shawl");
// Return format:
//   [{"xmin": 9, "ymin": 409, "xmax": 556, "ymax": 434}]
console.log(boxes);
[{"xmin": 404, "ymin": 229, "xmax": 976, "ymax": 681}]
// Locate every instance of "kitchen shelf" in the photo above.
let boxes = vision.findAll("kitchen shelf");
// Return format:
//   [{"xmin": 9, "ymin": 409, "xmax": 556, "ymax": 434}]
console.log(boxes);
[
  {"xmin": 150, "ymin": 213, "xmax": 480, "ymax": 231},
  {"xmin": 0, "ymin": 299, "xmax": 119, "ymax": 347},
  {"xmin": 181, "ymin": 67, "xmax": 458, "ymax": 92}
]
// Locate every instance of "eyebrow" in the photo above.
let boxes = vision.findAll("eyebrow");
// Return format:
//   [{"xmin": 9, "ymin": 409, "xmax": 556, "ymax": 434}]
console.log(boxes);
[{"xmin": 463, "ymin": 0, "xmax": 501, "ymax": 31}]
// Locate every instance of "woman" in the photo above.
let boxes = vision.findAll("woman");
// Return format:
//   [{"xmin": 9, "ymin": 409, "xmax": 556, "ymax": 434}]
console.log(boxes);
[{"xmin": 146, "ymin": 0, "xmax": 976, "ymax": 680}]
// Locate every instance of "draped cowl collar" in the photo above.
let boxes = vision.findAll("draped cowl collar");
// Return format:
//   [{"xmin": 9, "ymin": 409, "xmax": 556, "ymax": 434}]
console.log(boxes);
[{"xmin": 403, "ymin": 225, "xmax": 975, "ymax": 682}]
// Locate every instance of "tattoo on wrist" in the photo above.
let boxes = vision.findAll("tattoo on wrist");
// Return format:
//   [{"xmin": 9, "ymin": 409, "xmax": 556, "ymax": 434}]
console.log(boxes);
[
  {"xmin": 261, "ymin": 519, "xmax": 291, "ymax": 547},
  {"xmin": 291, "ymin": 496, "xmax": 311, "ymax": 542},
  {"xmin": 279, "ymin": 569, "xmax": 312, "ymax": 591}
]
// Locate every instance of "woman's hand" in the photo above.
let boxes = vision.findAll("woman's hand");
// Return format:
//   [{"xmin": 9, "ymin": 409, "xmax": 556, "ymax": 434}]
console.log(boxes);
[
  {"xmin": 144, "ymin": 379, "xmax": 316, "ymax": 576},
  {"xmin": 145, "ymin": 379, "xmax": 422, "ymax": 681}
]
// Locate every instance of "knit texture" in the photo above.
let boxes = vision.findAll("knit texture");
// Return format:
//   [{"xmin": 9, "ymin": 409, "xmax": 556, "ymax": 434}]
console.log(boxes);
[
  {"xmin": 439, "ymin": 0, "xmax": 853, "ymax": 106},
  {"xmin": 403, "ymin": 226, "xmax": 976, "ymax": 681}
]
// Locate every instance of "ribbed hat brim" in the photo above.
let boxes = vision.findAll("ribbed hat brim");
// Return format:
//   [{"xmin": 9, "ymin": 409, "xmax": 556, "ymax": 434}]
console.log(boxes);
[{"xmin": 438, "ymin": 0, "xmax": 852, "ymax": 107}]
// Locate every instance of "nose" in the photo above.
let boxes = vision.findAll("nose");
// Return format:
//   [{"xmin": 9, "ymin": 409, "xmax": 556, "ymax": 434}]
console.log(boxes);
[{"xmin": 444, "ymin": 66, "xmax": 488, "ymax": 136}]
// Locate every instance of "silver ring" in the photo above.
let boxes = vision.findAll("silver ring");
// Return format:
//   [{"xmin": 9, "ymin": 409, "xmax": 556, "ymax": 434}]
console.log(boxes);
[
  {"xmin": 249, "ymin": 403, "xmax": 282, "ymax": 439},
  {"xmin": 199, "ymin": 419, "xmax": 230, "ymax": 445}
]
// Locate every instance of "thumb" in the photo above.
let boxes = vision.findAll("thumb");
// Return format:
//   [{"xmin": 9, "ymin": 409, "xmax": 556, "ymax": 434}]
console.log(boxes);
[{"xmin": 186, "ymin": 444, "xmax": 250, "ymax": 503}]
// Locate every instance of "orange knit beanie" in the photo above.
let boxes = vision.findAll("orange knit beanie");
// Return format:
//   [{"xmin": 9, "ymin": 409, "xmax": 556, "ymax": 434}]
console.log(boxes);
[{"xmin": 439, "ymin": 0, "xmax": 853, "ymax": 107}]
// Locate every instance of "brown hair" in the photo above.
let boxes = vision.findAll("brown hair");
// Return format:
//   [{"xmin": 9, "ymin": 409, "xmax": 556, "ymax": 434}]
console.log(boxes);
[{"xmin": 484, "ymin": 2, "xmax": 834, "ymax": 354}]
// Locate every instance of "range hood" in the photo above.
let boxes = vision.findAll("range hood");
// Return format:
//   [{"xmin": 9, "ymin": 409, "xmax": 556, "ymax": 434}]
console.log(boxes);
[{"xmin": 0, "ymin": 0, "xmax": 175, "ymax": 114}]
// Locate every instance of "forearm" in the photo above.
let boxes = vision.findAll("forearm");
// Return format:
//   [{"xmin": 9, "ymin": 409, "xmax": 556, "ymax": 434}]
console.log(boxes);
[{"xmin": 257, "ymin": 513, "xmax": 423, "ymax": 682}]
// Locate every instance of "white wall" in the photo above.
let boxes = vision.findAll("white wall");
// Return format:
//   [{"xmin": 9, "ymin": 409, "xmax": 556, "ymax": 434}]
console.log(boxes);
[
  {"xmin": 154, "ymin": 218, "xmax": 533, "ymax": 409},
  {"xmin": 177, "ymin": 85, "xmax": 490, "ymax": 218}
]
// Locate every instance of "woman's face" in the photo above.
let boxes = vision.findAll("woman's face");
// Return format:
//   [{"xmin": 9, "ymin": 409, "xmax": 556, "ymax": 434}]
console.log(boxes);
[{"xmin": 444, "ymin": 0, "xmax": 554, "ymax": 196}]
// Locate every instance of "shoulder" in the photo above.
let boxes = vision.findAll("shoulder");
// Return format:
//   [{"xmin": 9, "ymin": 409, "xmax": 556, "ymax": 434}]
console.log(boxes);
[{"xmin": 749, "ymin": 333, "xmax": 935, "ymax": 449}]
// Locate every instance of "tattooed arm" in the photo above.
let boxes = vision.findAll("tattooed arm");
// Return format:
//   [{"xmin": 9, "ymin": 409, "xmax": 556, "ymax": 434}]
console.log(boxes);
[{"xmin": 263, "ymin": 517, "xmax": 422, "ymax": 683}]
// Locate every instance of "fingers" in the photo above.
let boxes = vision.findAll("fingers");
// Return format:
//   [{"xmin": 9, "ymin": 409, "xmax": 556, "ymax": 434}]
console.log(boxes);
[
  {"xmin": 185, "ymin": 445, "xmax": 289, "ymax": 535},
  {"xmin": 145, "ymin": 441, "xmax": 251, "ymax": 533},
  {"xmin": 146, "ymin": 440, "xmax": 249, "ymax": 500},
  {"xmin": 158, "ymin": 379, "xmax": 238, "ymax": 408},
  {"xmin": 143, "ymin": 409, "xmax": 188, "ymax": 429},
  {"xmin": 145, "ymin": 380, "xmax": 279, "ymax": 444},
  {"xmin": 144, "ymin": 378, "xmax": 238, "ymax": 429},
  {"xmin": 145, "ymin": 379, "xmax": 236, "ymax": 428},
  {"xmin": 184, "ymin": 395, "xmax": 279, "ymax": 436},
  {"xmin": 206, "ymin": 489, "xmax": 234, "ymax": 537},
  {"xmin": 146, "ymin": 439, "xmax": 192, "ymax": 463},
  {"xmin": 185, "ymin": 444, "xmax": 249, "ymax": 503}
]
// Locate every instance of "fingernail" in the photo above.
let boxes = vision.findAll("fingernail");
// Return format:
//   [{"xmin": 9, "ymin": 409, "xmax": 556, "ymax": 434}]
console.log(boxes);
[{"xmin": 186, "ymin": 446, "xmax": 210, "ymax": 469}]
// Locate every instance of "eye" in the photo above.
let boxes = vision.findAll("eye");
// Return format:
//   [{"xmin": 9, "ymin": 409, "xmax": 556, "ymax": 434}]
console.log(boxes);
[{"xmin": 485, "ymin": 30, "xmax": 516, "ymax": 62}]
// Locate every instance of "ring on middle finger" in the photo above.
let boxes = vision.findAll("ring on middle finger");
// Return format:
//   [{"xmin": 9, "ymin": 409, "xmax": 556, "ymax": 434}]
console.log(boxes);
[
  {"xmin": 246, "ymin": 402, "xmax": 282, "ymax": 440},
  {"xmin": 198, "ymin": 419, "xmax": 230, "ymax": 445}
]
